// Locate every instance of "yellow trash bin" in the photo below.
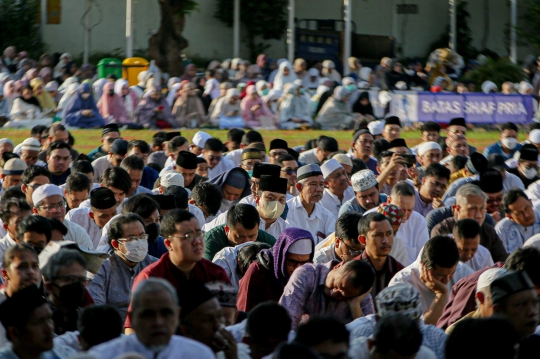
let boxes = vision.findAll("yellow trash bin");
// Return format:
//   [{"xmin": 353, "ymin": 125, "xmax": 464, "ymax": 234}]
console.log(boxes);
[{"xmin": 122, "ymin": 57, "xmax": 150, "ymax": 86}]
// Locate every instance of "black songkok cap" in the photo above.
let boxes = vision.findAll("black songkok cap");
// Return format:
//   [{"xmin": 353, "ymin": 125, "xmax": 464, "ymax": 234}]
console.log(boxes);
[
  {"xmin": 520, "ymin": 144, "xmax": 539, "ymax": 162},
  {"xmin": 111, "ymin": 139, "xmax": 128, "ymax": 156},
  {"xmin": 491, "ymin": 271, "xmax": 534, "ymax": 305},
  {"xmin": 353, "ymin": 129, "xmax": 372, "ymax": 143},
  {"xmin": 102, "ymin": 123, "xmax": 120, "ymax": 136},
  {"xmin": 178, "ymin": 280, "xmax": 216, "ymax": 320},
  {"xmin": 165, "ymin": 131, "xmax": 181, "ymax": 141},
  {"xmin": 0, "ymin": 285, "xmax": 47, "ymax": 330},
  {"xmin": 176, "ymin": 151, "xmax": 198, "ymax": 169},
  {"xmin": 465, "ymin": 152, "xmax": 488, "ymax": 175},
  {"xmin": 90, "ymin": 188, "xmax": 117, "ymax": 209},
  {"xmin": 384, "ymin": 116, "xmax": 401, "ymax": 127},
  {"xmin": 388, "ymin": 138, "xmax": 408, "ymax": 149},
  {"xmin": 259, "ymin": 175, "xmax": 288, "ymax": 194},
  {"xmin": 252, "ymin": 164, "xmax": 281, "ymax": 179},
  {"xmin": 449, "ymin": 117, "xmax": 467, "ymax": 128},
  {"xmin": 479, "ymin": 169, "xmax": 503, "ymax": 194},
  {"xmin": 270, "ymin": 139, "xmax": 289, "ymax": 151},
  {"xmin": 150, "ymin": 194, "xmax": 185, "ymax": 211}
]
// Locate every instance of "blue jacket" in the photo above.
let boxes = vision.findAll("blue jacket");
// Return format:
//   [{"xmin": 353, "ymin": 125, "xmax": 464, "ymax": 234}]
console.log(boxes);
[
  {"xmin": 64, "ymin": 83, "xmax": 106, "ymax": 128},
  {"xmin": 483, "ymin": 141, "xmax": 522, "ymax": 160},
  {"xmin": 141, "ymin": 166, "xmax": 159, "ymax": 190}
]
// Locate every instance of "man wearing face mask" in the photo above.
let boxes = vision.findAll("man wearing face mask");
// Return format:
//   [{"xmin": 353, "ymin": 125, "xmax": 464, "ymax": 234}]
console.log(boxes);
[
  {"xmin": 65, "ymin": 188, "xmax": 118, "ymax": 249},
  {"xmin": 88, "ymin": 214, "xmax": 157, "ymax": 321},
  {"xmin": 43, "ymin": 249, "xmax": 93, "ymax": 334},
  {"xmin": 507, "ymin": 144, "xmax": 539, "ymax": 189},
  {"xmin": 203, "ymin": 203, "xmax": 277, "ymax": 260},
  {"xmin": 483, "ymin": 122, "xmax": 522, "ymax": 160}
]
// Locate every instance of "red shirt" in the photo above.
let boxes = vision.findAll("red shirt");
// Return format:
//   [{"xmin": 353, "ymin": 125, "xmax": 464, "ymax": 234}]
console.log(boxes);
[
  {"xmin": 124, "ymin": 252, "xmax": 230, "ymax": 328},
  {"xmin": 237, "ymin": 261, "xmax": 284, "ymax": 312}
]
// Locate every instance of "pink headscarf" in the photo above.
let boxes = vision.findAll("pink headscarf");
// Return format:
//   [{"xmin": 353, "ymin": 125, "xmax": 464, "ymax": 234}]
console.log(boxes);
[
  {"xmin": 38, "ymin": 67, "xmax": 52, "ymax": 78},
  {"xmin": 97, "ymin": 82, "xmax": 129, "ymax": 123},
  {"xmin": 240, "ymin": 85, "xmax": 273, "ymax": 122},
  {"xmin": 22, "ymin": 68, "xmax": 38, "ymax": 82},
  {"xmin": 3, "ymin": 81, "xmax": 16, "ymax": 99}
]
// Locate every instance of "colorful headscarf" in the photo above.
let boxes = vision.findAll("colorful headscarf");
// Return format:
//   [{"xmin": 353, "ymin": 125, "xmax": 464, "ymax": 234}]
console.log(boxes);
[{"xmin": 376, "ymin": 203, "xmax": 404, "ymax": 227}]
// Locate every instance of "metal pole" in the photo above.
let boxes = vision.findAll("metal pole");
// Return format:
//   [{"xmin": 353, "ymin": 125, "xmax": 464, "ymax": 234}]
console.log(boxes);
[
  {"xmin": 510, "ymin": 0, "xmax": 517, "ymax": 63},
  {"xmin": 449, "ymin": 0, "xmax": 456, "ymax": 51},
  {"xmin": 83, "ymin": 0, "xmax": 90, "ymax": 64},
  {"xmin": 233, "ymin": 0, "xmax": 240, "ymax": 58},
  {"xmin": 287, "ymin": 0, "xmax": 295, "ymax": 64},
  {"xmin": 343, "ymin": 0, "xmax": 351, "ymax": 75},
  {"xmin": 126, "ymin": 0, "xmax": 133, "ymax": 57},
  {"xmin": 41, "ymin": 0, "xmax": 47, "ymax": 38}
]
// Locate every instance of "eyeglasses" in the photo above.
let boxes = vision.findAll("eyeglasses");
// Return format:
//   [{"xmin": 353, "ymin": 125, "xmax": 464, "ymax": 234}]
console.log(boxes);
[
  {"xmin": 105, "ymin": 137, "xmax": 122, "ymax": 143},
  {"xmin": 55, "ymin": 275, "xmax": 90, "ymax": 286},
  {"xmin": 343, "ymin": 242, "xmax": 362, "ymax": 257},
  {"xmin": 169, "ymin": 230, "xmax": 205, "ymax": 242},
  {"xmin": 118, "ymin": 234, "xmax": 149, "ymax": 243},
  {"xmin": 285, "ymin": 258, "xmax": 312, "ymax": 267},
  {"xmin": 281, "ymin": 168, "xmax": 298, "ymax": 175},
  {"xmin": 37, "ymin": 201, "xmax": 66, "ymax": 212},
  {"xmin": 208, "ymin": 155, "xmax": 221, "ymax": 162},
  {"xmin": 25, "ymin": 183, "xmax": 43, "ymax": 189}
]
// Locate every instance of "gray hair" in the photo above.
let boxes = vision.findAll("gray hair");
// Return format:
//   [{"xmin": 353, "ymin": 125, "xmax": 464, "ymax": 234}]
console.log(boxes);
[
  {"xmin": 390, "ymin": 181, "xmax": 415, "ymax": 198},
  {"xmin": 131, "ymin": 278, "xmax": 179, "ymax": 314},
  {"xmin": 456, "ymin": 184, "xmax": 487, "ymax": 207},
  {"xmin": 43, "ymin": 249, "xmax": 86, "ymax": 281}
]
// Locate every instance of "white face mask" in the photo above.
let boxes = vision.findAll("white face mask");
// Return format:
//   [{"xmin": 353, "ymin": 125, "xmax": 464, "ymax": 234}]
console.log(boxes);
[
  {"xmin": 259, "ymin": 198, "xmax": 285, "ymax": 219},
  {"xmin": 81, "ymin": 93, "xmax": 91, "ymax": 99},
  {"xmin": 222, "ymin": 199, "xmax": 235, "ymax": 208},
  {"xmin": 501, "ymin": 137, "xmax": 518, "ymax": 150},
  {"xmin": 120, "ymin": 238, "xmax": 148, "ymax": 263},
  {"xmin": 522, "ymin": 166, "xmax": 538, "ymax": 180}
]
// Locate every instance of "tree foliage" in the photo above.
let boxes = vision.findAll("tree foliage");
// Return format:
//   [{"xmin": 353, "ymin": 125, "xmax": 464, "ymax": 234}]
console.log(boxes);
[
  {"xmin": 214, "ymin": 0, "xmax": 288, "ymax": 61},
  {"xmin": 463, "ymin": 58, "xmax": 526, "ymax": 90},
  {"xmin": 517, "ymin": 0, "xmax": 540, "ymax": 52},
  {"xmin": 0, "ymin": 0, "xmax": 46, "ymax": 59}
]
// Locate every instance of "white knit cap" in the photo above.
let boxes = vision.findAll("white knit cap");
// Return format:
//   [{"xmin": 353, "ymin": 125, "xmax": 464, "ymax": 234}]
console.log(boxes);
[
  {"xmin": 20, "ymin": 138, "xmax": 41, "ymax": 152},
  {"xmin": 367, "ymin": 120, "xmax": 385, "ymax": 136},
  {"xmin": 32, "ymin": 184, "xmax": 63, "ymax": 207},
  {"xmin": 332, "ymin": 153, "xmax": 353, "ymax": 167},
  {"xmin": 321, "ymin": 159, "xmax": 343, "ymax": 179},
  {"xmin": 477, "ymin": 268, "xmax": 507, "ymax": 291},
  {"xmin": 192, "ymin": 131, "xmax": 212, "ymax": 148},
  {"xmin": 161, "ymin": 171, "xmax": 184, "ymax": 188},
  {"xmin": 351, "ymin": 169, "xmax": 378, "ymax": 192},
  {"xmin": 417, "ymin": 141, "xmax": 442, "ymax": 156},
  {"xmin": 530, "ymin": 129, "xmax": 540, "ymax": 145},
  {"xmin": 288, "ymin": 238, "xmax": 313, "ymax": 255}
]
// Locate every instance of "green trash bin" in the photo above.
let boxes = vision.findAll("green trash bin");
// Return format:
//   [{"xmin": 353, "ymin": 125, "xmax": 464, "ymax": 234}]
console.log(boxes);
[{"xmin": 97, "ymin": 58, "xmax": 123, "ymax": 79}]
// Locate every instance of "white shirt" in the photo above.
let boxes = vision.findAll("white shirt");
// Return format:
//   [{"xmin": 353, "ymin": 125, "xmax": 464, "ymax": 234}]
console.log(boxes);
[
  {"xmin": 63, "ymin": 219, "xmax": 94, "ymax": 250},
  {"xmin": 204, "ymin": 78, "xmax": 221, "ymax": 99},
  {"xmin": 320, "ymin": 187, "xmax": 355, "ymax": 219},
  {"xmin": 91, "ymin": 155, "xmax": 112, "ymax": 183},
  {"xmin": 189, "ymin": 203, "xmax": 207, "ymax": 228},
  {"xmin": 89, "ymin": 334, "xmax": 215, "ymax": 359},
  {"xmin": 495, "ymin": 210, "xmax": 540, "ymax": 253},
  {"xmin": 286, "ymin": 195, "xmax": 335, "ymax": 244},
  {"xmin": 314, "ymin": 243, "xmax": 339, "ymax": 264},
  {"xmin": 349, "ymin": 337, "xmax": 437, "ymax": 359},
  {"xmin": 298, "ymin": 148, "xmax": 319, "ymax": 165},
  {"xmin": 224, "ymin": 149, "xmax": 243, "ymax": 167},
  {"xmin": 65, "ymin": 207, "xmax": 103, "ymax": 249},
  {"xmin": 389, "ymin": 260, "xmax": 473, "ymax": 313},
  {"xmin": 212, "ymin": 242, "xmax": 257, "ymax": 290},
  {"xmin": 462, "ymin": 244, "xmax": 494, "ymax": 271},
  {"xmin": 202, "ymin": 209, "xmax": 291, "ymax": 239},
  {"xmin": 208, "ymin": 157, "xmax": 235, "ymax": 179},
  {"xmin": 0, "ymin": 233, "xmax": 16, "ymax": 281}
]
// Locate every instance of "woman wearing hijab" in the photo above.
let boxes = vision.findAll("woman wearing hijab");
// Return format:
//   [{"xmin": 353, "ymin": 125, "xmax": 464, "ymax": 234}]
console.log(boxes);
[
  {"xmin": 21, "ymin": 68, "xmax": 38, "ymax": 84},
  {"xmin": 92, "ymin": 78, "xmax": 108, "ymax": 100},
  {"xmin": 273, "ymin": 61, "xmax": 297, "ymax": 91},
  {"xmin": 239, "ymin": 80, "xmax": 256, "ymax": 100},
  {"xmin": 114, "ymin": 79, "xmax": 139, "ymax": 120},
  {"xmin": 180, "ymin": 64, "xmax": 197, "ymax": 82},
  {"xmin": 347, "ymin": 57, "xmax": 362, "ymax": 81},
  {"xmin": 165, "ymin": 82, "xmax": 182, "ymax": 108},
  {"xmin": 237, "ymin": 227, "xmax": 315, "ymax": 312},
  {"xmin": 63, "ymin": 83, "xmax": 106, "ymax": 128},
  {"xmin": 314, "ymin": 80, "xmax": 339, "ymax": 115},
  {"xmin": 172, "ymin": 82, "xmax": 206, "ymax": 128},
  {"xmin": 384, "ymin": 60, "xmax": 411, "ymax": 91},
  {"xmin": 310, "ymin": 85, "xmax": 329, "ymax": 115},
  {"xmin": 279, "ymin": 84, "xmax": 313, "ymax": 129},
  {"xmin": 240, "ymin": 65, "xmax": 263, "ymax": 83},
  {"xmin": 2, "ymin": 81, "xmax": 16, "ymax": 113},
  {"xmin": 316, "ymin": 86, "xmax": 359, "ymax": 130},
  {"xmin": 57, "ymin": 82, "xmax": 79, "ymax": 119},
  {"xmin": 207, "ymin": 81, "xmax": 232, "ymax": 117},
  {"xmin": 134, "ymin": 86, "xmax": 175, "ymax": 128},
  {"xmin": 10, "ymin": 85, "xmax": 42, "ymax": 121},
  {"xmin": 293, "ymin": 58, "xmax": 308, "ymax": 80},
  {"xmin": 359, "ymin": 67, "xmax": 375, "ymax": 87},
  {"xmin": 255, "ymin": 80, "xmax": 270, "ymax": 97},
  {"xmin": 54, "ymin": 53, "xmax": 72, "ymax": 78},
  {"xmin": 0, "ymin": 86, "xmax": 9, "ymax": 117},
  {"xmin": 38, "ymin": 67, "xmax": 53, "ymax": 84},
  {"xmin": 352, "ymin": 91, "xmax": 374, "ymax": 116},
  {"xmin": 428, "ymin": 64, "xmax": 454, "ymax": 90},
  {"xmin": 191, "ymin": 75, "xmax": 212, "ymax": 112},
  {"xmin": 321, "ymin": 60, "xmax": 342, "ymax": 83},
  {"xmin": 209, "ymin": 88, "xmax": 242, "ymax": 126},
  {"xmin": 241, "ymin": 85, "xmax": 274, "ymax": 128},
  {"xmin": 45, "ymin": 81, "xmax": 61, "ymax": 104},
  {"xmin": 30, "ymin": 78, "xmax": 56, "ymax": 115},
  {"xmin": 97, "ymin": 82, "xmax": 129, "ymax": 123},
  {"xmin": 302, "ymin": 68, "xmax": 320, "ymax": 91},
  {"xmin": 58, "ymin": 76, "xmax": 78, "ymax": 94}
]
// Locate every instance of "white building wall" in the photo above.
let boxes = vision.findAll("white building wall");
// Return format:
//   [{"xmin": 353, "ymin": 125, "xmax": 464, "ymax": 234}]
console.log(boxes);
[{"xmin": 42, "ymin": 0, "xmax": 532, "ymax": 65}]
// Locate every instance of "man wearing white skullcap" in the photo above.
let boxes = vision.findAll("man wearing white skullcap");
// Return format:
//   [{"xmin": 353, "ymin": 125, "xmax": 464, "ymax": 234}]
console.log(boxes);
[
  {"xmin": 18, "ymin": 138, "xmax": 41, "ymax": 166},
  {"xmin": 152, "ymin": 171, "xmax": 185, "ymax": 194},
  {"xmin": 415, "ymin": 141, "xmax": 443, "ymax": 184},
  {"xmin": 445, "ymin": 268, "xmax": 507, "ymax": 334},
  {"xmin": 319, "ymin": 159, "xmax": 355, "ymax": 218},
  {"xmin": 339, "ymin": 169, "xmax": 387, "ymax": 217},
  {"xmin": 32, "ymin": 184, "xmax": 93, "ymax": 250},
  {"xmin": 367, "ymin": 121, "xmax": 384, "ymax": 140}
]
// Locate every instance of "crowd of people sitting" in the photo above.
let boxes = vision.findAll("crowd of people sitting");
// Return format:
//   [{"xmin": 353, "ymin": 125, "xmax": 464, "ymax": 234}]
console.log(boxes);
[
  {"xmin": 0, "ymin": 113, "xmax": 536, "ymax": 358},
  {"xmin": 3, "ymin": 47, "xmax": 539, "ymax": 131}
]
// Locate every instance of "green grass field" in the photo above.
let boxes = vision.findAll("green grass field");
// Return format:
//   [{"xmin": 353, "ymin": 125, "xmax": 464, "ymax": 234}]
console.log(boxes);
[{"xmin": 0, "ymin": 128, "xmax": 513, "ymax": 154}]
